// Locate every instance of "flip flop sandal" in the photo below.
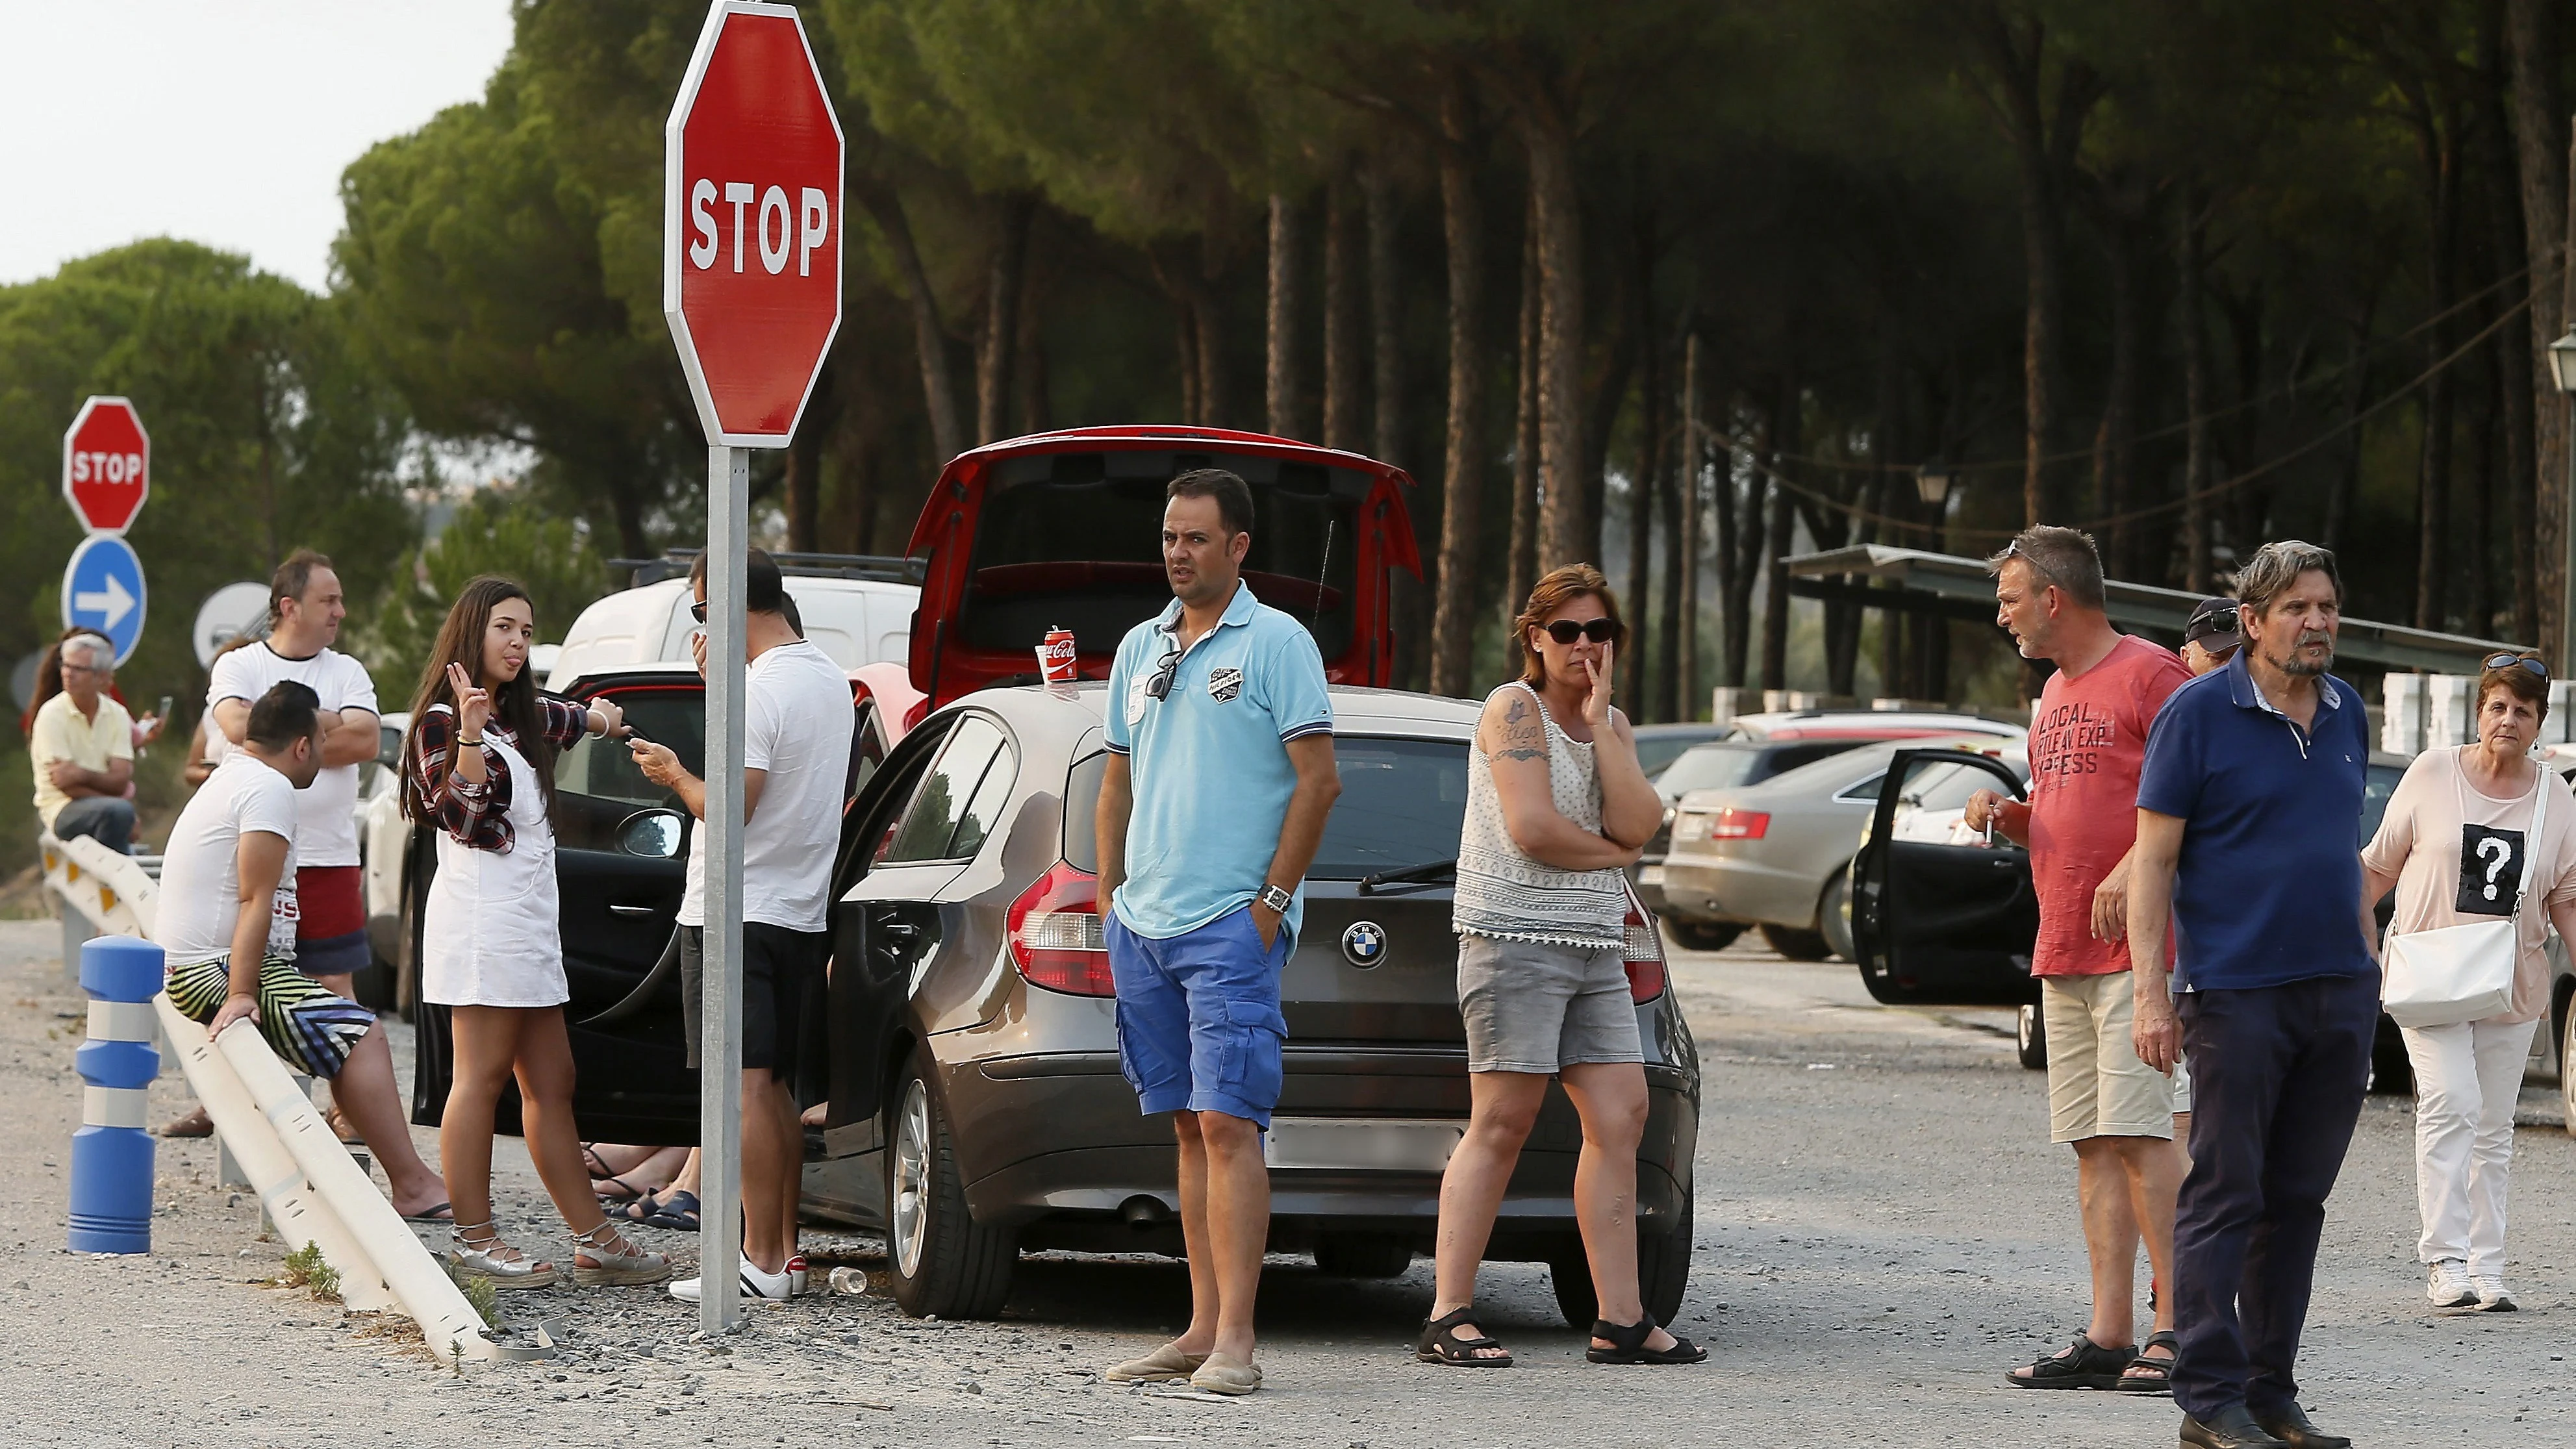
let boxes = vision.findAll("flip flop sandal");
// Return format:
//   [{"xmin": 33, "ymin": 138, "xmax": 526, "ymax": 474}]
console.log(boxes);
[
  {"xmin": 2115, "ymin": 1331, "xmax": 2178, "ymax": 1392},
  {"xmin": 640, "ymin": 1190, "xmax": 701, "ymax": 1231},
  {"xmin": 2006, "ymin": 1333, "xmax": 2136, "ymax": 1390},
  {"xmin": 594, "ymin": 1175, "xmax": 648, "ymax": 1205},
  {"xmin": 579, "ymin": 1144, "xmax": 618, "ymax": 1179},
  {"xmin": 402, "ymin": 1201, "xmax": 455, "ymax": 1224},
  {"xmin": 1417, "ymin": 1307, "xmax": 1514, "ymax": 1367},
  {"xmin": 1586, "ymin": 1316, "xmax": 1707, "ymax": 1365}
]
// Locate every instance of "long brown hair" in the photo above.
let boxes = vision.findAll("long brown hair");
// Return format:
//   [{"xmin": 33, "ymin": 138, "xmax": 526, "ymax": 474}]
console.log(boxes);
[
  {"xmin": 399, "ymin": 575, "xmax": 556, "ymax": 820},
  {"xmin": 1512, "ymin": 564, "xmax": 1626, "ymax": 688}
]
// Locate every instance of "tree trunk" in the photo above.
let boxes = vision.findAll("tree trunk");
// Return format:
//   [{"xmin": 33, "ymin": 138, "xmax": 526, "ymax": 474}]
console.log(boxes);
[
  {"xmin": 1521, "ymin": 93, "xmax": 1588, "ymax": 572},
  {"xmin": 1507, "ymin": 200, "xmax": 1541, "ymax": 623},
  {"xmin": 1174, "ymin": 299, "xmax": 1202, "ymax": 424},
  {"xmin": 1430, "ymin": 81, "xmax": 1485, "ymax": 701},
  {"xmin": 1675, "ymin": 332, "xmax": 1703, "ymax": 718},
  {"xmin": 1367, "ymin": 156, "xmax": 1404, "ymax": 466},
  {"xmin": 2177, "ymin": 198, "xmax": 2214, "ymax": 592},
  {"xmin": 1267, "ymin": 192, "xmax": 1302, "ymax": 438},
  {"xmin": 976, "ymin": 192, "xmax": 1033, "ymax": 446},
  {"xmin": 2475, "ymin": 13, "xmax": 2539, "ymax": 640},
  {"xmin": 2416, "ymin": 105, "xmax": 2464, "ymax": 633},
  {"xmin": 784, "ymin": 358, "xmax": 832, "ymax": 551},
  {"xmin": 2504, "ymin": 0, "xmax": 2569, "ymax": 653},
  {"xmin": 1623, "ymin": 249, "xmax": 1663, "ymax": 712},
  {"xmin": 1015, "ymin": 246, "xmax": 1050, "ymax": 436},
  {"xmin": 2091, "ymin": 201, "xmax": 2140, "ymax": 576},
  {"xmin": 1761, "ymin": 376, "xmax": 1800, "ymax": 692},
  {"xmin": 860, "ymin": 184, "xmax": 963, "ymax": 466},
  {"xmin": 1196, "ymin": 236, "xmax": 1230, "ymax": 430},
  {"xmin": 1322, "ymin": 173, "xmax": 1364, "ymax": 452},
  {"xmin": 2323, "ymin": 307, "xmax": 2373, "ymax": 555}
]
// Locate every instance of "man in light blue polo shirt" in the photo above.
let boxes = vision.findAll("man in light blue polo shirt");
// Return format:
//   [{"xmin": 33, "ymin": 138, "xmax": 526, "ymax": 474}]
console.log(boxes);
[
  {"xmin": 2127, "ymin": 541, "xmax": 2375, "ymax": 1449},
  {"xmin": 1094, "ymin": 468, "xmax": 1340, "ymax": 1396}
]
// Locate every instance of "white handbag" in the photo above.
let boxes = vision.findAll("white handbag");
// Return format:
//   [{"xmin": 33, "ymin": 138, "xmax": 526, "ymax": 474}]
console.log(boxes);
[{"xmin": 2380, "ymin": 762, "xmax": 2546, "ymax": 1029}]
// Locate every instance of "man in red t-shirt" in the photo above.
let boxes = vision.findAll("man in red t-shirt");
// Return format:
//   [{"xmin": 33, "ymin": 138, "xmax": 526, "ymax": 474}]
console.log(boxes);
[{"xmin": 1965, "ymin": 526, "xmax": 2193, "ymax": 1392}]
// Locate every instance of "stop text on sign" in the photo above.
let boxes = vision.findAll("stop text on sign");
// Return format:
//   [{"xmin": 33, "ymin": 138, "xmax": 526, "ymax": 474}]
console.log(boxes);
[
  {"xmin": 687, "ymin": 181, "xmax": 831, "ymax": 277},
  {"xmin": 69, "ymin": 449, "xmax": 145, "ymax": 486}
]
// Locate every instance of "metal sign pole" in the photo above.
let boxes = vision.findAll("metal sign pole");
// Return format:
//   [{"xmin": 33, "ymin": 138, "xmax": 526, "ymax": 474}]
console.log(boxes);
[{"xmin": 699, "ymin": 442, "xmax": 749, "ymax": 1334}]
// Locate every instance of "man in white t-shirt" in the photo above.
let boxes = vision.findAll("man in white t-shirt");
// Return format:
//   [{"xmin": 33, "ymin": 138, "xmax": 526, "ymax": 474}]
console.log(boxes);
[
  {"xmin": 158, "ymin": 681, "xmax": 449, "ymax": 1220},
  {"xmin": 631, "ymin": 549, "xmax": 853, "ymax": 1302},
  {"xmin": 208, "ymin": 549, "xmax": 381, "ymax": 994}
]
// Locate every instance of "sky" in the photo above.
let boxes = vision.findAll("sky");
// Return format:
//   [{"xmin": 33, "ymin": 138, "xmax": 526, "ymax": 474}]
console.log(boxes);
[{"xmin": 0, "ymin": 1, "xmax": 517, "ymax": 292}]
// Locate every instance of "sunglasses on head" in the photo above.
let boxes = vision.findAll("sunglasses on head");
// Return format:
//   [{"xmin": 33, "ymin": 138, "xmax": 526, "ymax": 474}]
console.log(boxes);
[
  {"xmin": 2483, "ymin": 653, "xmax": 2549, "ymax": 680},
  {"xmin": 1542, "ymin": 618, "xmax": 1619, "ymax": 646}
]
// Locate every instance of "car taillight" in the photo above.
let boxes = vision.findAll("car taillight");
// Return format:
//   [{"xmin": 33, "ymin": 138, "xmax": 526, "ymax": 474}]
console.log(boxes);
[
  {"xmin": 1623, "ymin": 894, "xmax": 1667, "ymax": 1003},
  {"xmin": 1710, "ymin": 807, "xmax": 1770, "ymax": 840},
  {"xmin": 1007, "ymin": 861, "xmax": 1114, "ymax": 996}
]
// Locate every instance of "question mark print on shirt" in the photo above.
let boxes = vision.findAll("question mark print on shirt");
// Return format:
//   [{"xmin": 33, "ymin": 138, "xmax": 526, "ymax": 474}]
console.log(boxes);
[
  {"xmin": 2476, "ymin": 836, "xmax": 2510, "ymax": 901},
  {"xmin": 2455, "ymin": 824, "xmax": 2526, "ymax": 916}
]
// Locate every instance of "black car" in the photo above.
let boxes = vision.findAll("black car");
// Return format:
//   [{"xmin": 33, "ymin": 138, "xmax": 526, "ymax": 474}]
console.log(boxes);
[{"xmin": 1849, "ymin": 746, "xmax": 2419, "ymax": 1086}]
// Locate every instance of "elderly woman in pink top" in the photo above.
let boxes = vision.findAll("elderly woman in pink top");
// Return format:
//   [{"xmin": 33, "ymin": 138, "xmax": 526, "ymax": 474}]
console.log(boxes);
[{"xmin": 2361, "ymin": 649, "xmax": 2576, "ymax": 1313}]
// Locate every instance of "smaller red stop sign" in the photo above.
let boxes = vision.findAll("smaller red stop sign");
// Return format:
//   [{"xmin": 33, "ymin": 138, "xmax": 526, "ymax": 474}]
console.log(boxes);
[
  {"xmin": 62, "ymin": 396, "xmax": 150, "ymax": 535},
  {"xmin": 662, "ymin": 0, "xmax": 844, "ymax": 448}
]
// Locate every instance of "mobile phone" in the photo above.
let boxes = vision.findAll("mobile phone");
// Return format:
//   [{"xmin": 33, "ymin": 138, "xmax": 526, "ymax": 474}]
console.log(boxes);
[{"xmin": 155, "ymin": 695, "xmax": 173, "ymax": 719}]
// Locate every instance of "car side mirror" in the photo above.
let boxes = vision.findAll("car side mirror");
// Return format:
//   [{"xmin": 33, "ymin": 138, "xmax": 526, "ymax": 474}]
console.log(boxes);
[{"xmin": 618, "ymin": 809, "xmax": 687, "ymax": 859}]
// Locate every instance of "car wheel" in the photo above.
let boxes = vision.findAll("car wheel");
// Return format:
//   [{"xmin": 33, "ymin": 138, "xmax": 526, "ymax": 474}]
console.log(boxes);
[
  {"xmin": 1818, "ymin": 872, "xmax": 1854, "ymax": 963},
  {"xmin": 1761, "ymin": 924, "xmax": 1833, "ymax": 962},
  {"xmin": 2016, "ymin": 1002, "xmax": 2047, "ymax": 1070},
  {"xmin": 1312, "ymin": 1231, "xmax": 1414, "ymax": 1278},
  {"xmin": 1672, "ymin": 920, "xmax": 1742, "ymax": 953},
  {"xmin": 1547, "ymin": 1189, "xmax": 1693, "ymax": 1329},
  {"xmin": 883, "ymin": 1050, "xmax": 1017, "ymax": 1318}
]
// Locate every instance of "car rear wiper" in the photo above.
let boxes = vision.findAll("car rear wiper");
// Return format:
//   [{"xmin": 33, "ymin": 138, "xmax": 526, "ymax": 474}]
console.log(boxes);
[{"xmin": 1359, "ymin": 859, "xmax": 1457, "ymax": 896}]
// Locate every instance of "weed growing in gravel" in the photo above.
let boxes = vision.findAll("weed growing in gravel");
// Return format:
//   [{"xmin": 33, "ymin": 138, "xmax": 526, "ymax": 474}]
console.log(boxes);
[
  {"xmin": 443, "ymin": 1260, "xmax": 500, "ymax": 1328},
  {"xmin": 279, "ymin": 1242, "xmax": 342, "ymax": 1302}
]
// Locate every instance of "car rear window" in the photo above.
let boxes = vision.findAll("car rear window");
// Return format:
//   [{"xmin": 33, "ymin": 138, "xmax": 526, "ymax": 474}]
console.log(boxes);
[
  {"xmin": 1656, "ymin": 744, "xmax": 1760, "ymax": 794},
  {"xmin": 957, "ymin": 451, "xmax": 1365, "ymax": 661},
  {"xmin": 1062, "ymin": 736, "xmax": 1469, "ymax": 881},
  {"xmin": 1634, "ymin": 729, "xmax": 1723, "ymax": 778}
]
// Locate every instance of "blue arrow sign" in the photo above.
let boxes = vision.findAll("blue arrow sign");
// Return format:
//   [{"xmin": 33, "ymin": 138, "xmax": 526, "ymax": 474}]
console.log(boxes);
[{"xmin": 62, "ymin": 535, "xmax": 147, "ymax": 666}]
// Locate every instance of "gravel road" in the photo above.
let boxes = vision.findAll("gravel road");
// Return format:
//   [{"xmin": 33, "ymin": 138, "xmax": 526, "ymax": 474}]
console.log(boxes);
[{"xmin": 0, "ymin": 918, "xmax": 2566, "ymax": 1447}]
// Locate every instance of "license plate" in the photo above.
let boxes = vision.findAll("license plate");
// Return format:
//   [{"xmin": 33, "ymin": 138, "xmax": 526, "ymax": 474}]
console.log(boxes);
[
  {"xmin": 1265, "ymin": 1117, "xmax": 1463, "ymax": 1172},
  {"xmin": 1638, "ymin": 865, "xmax": 1665, "ymax": 886}
]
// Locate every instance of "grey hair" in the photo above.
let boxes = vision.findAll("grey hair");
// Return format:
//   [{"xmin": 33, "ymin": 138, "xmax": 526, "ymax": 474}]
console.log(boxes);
[
  {"xmin": 60, "ymin": 633, "xmax": 112, "ymax": 670},
  {"xmin": 2232, "ymin": 540, "xmax": 2341, "ymax": 618},
  {"xmin": 1984, "ymin": 525, "xmax": 2106, "ymax": 610}
]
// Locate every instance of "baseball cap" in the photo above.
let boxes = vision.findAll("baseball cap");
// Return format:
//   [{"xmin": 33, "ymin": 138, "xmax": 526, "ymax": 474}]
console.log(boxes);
[{"xmin": 2183, "ymin": 596, "xmax": 2240, "ymax": 651}]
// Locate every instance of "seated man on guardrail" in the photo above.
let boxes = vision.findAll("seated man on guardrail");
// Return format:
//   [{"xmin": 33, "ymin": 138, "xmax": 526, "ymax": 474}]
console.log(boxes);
[
  {"xmin": 29, "ymin": 632, "xmax": 139, "ymax": 855},
  {"xmin": 155, "ymin": 680, "xmax": 451, "ymax": 1222}
]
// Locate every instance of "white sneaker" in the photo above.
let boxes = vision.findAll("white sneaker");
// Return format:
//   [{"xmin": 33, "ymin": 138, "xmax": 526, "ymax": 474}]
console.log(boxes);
[
  {"xmin": 2469, "ymin": 1273, "xmax": 2516, "ymax": 1311},
  {"xmin": 787, "ymin": 1254, "xmax": 809, "ymax": 1296},
  {"xmin": 2426, "ymin": 1259, "xmax": 2478, "ymax": 1307},
  {"xmin": 669, "ymin": 1257, "xmax": 794, "ymax": 1303}
]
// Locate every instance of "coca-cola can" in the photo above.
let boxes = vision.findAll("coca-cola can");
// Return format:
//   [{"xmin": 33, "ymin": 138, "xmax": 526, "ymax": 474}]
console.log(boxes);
[{"xmin": 1036, "ymin": 625, "xmax": 1078, "ymax": 683}]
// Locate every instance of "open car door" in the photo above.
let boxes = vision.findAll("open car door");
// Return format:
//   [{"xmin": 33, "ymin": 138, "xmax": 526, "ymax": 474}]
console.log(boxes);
[
  {"xmin": 1849, "ymin": 748, "xmax": 2039, "ymax": 1006},
  {"xmin": 410, "ymin": 674, "xmax": 705, "ymax": 1144}
]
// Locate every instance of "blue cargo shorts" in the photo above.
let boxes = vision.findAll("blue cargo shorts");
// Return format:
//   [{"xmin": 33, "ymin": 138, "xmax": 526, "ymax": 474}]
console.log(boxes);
[{"xmin": 1105, "ymin": 905, "xmax": 1291, "ymax": 1128}]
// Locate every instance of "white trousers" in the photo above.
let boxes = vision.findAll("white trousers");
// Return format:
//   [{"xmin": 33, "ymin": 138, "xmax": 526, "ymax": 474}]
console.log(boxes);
[{"xmin": 2400, "ymin": 1016, "xmax": 2539, "ymax": 1275}]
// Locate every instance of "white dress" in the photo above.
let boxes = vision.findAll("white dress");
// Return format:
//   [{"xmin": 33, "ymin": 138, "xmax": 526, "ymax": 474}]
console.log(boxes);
[{"xmin": 422, "ymin": 726, "xmax": 570, "ymax": 1008}]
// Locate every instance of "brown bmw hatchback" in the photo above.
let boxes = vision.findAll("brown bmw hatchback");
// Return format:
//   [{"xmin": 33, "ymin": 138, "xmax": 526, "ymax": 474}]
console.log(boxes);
[{"xmin": 799, "ymin": 681, "xmax": 1700, "ymax": 1322}]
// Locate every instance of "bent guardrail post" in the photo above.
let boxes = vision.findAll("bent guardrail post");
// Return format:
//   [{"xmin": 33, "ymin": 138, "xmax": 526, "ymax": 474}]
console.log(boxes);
[
  {"xmin": 213, "ymin": 1023, "xmax": 496, "ymax": 1362},
  {"xmin": 151, "ymin": 994, "xmax": 394, "ymax": 1313},
  {"xmin": 68, "ymin": 938, "xmax": 158, "ymax": 1254}
]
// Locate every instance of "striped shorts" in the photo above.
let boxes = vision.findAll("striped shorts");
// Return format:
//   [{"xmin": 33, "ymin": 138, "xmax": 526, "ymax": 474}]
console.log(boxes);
[{"xmin": 166, "ymin": 954, "xmax": 375, "ymax": 1079}]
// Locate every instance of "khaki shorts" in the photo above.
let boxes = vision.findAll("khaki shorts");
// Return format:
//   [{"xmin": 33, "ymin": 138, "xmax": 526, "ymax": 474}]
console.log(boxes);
[
  {"xmin": 1456, "ymin": 933, "xmax": 1643, "ymax": 1074},
  {"xmin": 2042, "ymin": 971, "xmax": 2178, "ymax": 1143}
]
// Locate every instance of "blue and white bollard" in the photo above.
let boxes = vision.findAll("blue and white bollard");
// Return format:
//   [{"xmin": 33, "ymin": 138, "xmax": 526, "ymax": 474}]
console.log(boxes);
[{"xmin": 69, "ymin": 936, "xmax": 161, "ymax": 1254}]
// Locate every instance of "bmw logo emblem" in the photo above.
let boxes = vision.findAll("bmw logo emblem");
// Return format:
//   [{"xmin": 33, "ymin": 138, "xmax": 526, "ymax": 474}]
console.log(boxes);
[{"xmin": 1341, "ymin": 921, "xmax": 1387, "ymax": 968}]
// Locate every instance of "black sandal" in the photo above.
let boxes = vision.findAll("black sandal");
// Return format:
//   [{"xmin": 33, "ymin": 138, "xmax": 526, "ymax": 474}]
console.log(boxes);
[
  {"xmin": 2006, "ymin": 1333, "xmax": 2135, "ymax": 1389},
  {"xmin": 2115, "ymin": 1331, "xmax": 2178, "ymax": 1392},
  {"xmin": 1416, "ymin": 1307, "xmax": 1513, "ymax": 1367},
  {"xmin": 1586, "ymin": 1316, "xmax": 1706, "ymax": 1365}
]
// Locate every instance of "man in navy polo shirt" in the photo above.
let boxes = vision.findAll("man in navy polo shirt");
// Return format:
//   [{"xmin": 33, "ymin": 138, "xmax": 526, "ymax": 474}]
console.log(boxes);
[
  {"xmin": 2127, "ymin": 541, "xmax": 2374, "ymax": 1449},
  {"xmin": 1094, "ymin": 468, "xmax": 1341, "ymax": 1396}
]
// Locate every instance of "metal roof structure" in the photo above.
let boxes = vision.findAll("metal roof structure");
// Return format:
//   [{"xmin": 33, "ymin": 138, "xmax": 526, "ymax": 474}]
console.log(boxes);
[{"xmin": 1784, "ymin": 544, "xmax": 2518, "ymax": 675}]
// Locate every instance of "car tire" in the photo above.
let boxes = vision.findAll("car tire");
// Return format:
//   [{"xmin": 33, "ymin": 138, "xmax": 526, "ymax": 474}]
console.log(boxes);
[
  {"xmin": 1671, "ymin": 920, "xmax": 1742, "ymax": 953},
  {"xmin": 883, "ymin": 1050, "xmax": 1017, "ymax": 1319},
  {"xmin": 1761, "ymin": 924, "xmax": 1833, "ymax": 962},
  {"xmin": 1547, "ymin": 1188, "xmax": 1693, "ymax": 1329},
  {"xmin": 2016, "ymin": 1002, "xmax": 2047, "ymax": 1070},
  {"xmin": 1312, "ymin": 1231, "xmax": 1415, "ymax": 1279},
  {"xmin": 1817, "ymin": 872, "xmax": 1854, "ymax": 963}
]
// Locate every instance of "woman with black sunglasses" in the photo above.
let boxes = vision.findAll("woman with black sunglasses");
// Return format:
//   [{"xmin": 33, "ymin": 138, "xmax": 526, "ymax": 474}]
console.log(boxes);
[
  {"xmin": 2359, "ymin": 648, "xmax": 2576, "ymax": 1313},
  {"xmin": 1420, "ymin": 564, "xmax": 1702, "ymax": 1369}
]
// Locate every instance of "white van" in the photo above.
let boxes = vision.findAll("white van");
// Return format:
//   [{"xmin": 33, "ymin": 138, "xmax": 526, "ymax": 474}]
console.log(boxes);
[{"xmin": 545, "ymin": 564, "xmax": 918, "ymax": 690}]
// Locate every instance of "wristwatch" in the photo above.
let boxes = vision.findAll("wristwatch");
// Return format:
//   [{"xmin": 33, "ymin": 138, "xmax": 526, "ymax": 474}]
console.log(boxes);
[{"xmin": 1257, "ymin": 882, "xmax": 1294, "ymax": 915}]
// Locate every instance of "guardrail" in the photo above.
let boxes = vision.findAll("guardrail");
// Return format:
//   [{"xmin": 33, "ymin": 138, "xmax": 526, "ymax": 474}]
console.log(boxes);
[{"xmin": 42, "ymin": 830, "xmax": 501, "ymax": 1363}]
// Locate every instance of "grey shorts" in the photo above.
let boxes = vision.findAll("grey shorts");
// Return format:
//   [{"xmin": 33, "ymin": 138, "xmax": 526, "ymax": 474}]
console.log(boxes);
[{"xmin": 1456, "ymin": 933, "xmax": 1644, "ymax": 1074}]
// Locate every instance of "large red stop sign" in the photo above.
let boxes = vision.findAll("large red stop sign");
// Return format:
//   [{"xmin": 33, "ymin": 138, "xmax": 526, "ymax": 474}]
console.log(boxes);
[
  {"xmin": 662, "ymin": 1, "xmax": 844, "ymax": 448},
  {"xmin": 62, "ymin": 396, "xmax": 150, "ymax": 535}
]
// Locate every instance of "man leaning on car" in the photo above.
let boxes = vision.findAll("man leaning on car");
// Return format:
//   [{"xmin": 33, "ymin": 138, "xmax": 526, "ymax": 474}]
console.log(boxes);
[
  {"xmin": 1965, "ymin": 526, "xmax": 2193, "ymax": 1396},
  {"xmin": 1092, "ymin": 468, "xmax": 1341, "ymax": 1397}
]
